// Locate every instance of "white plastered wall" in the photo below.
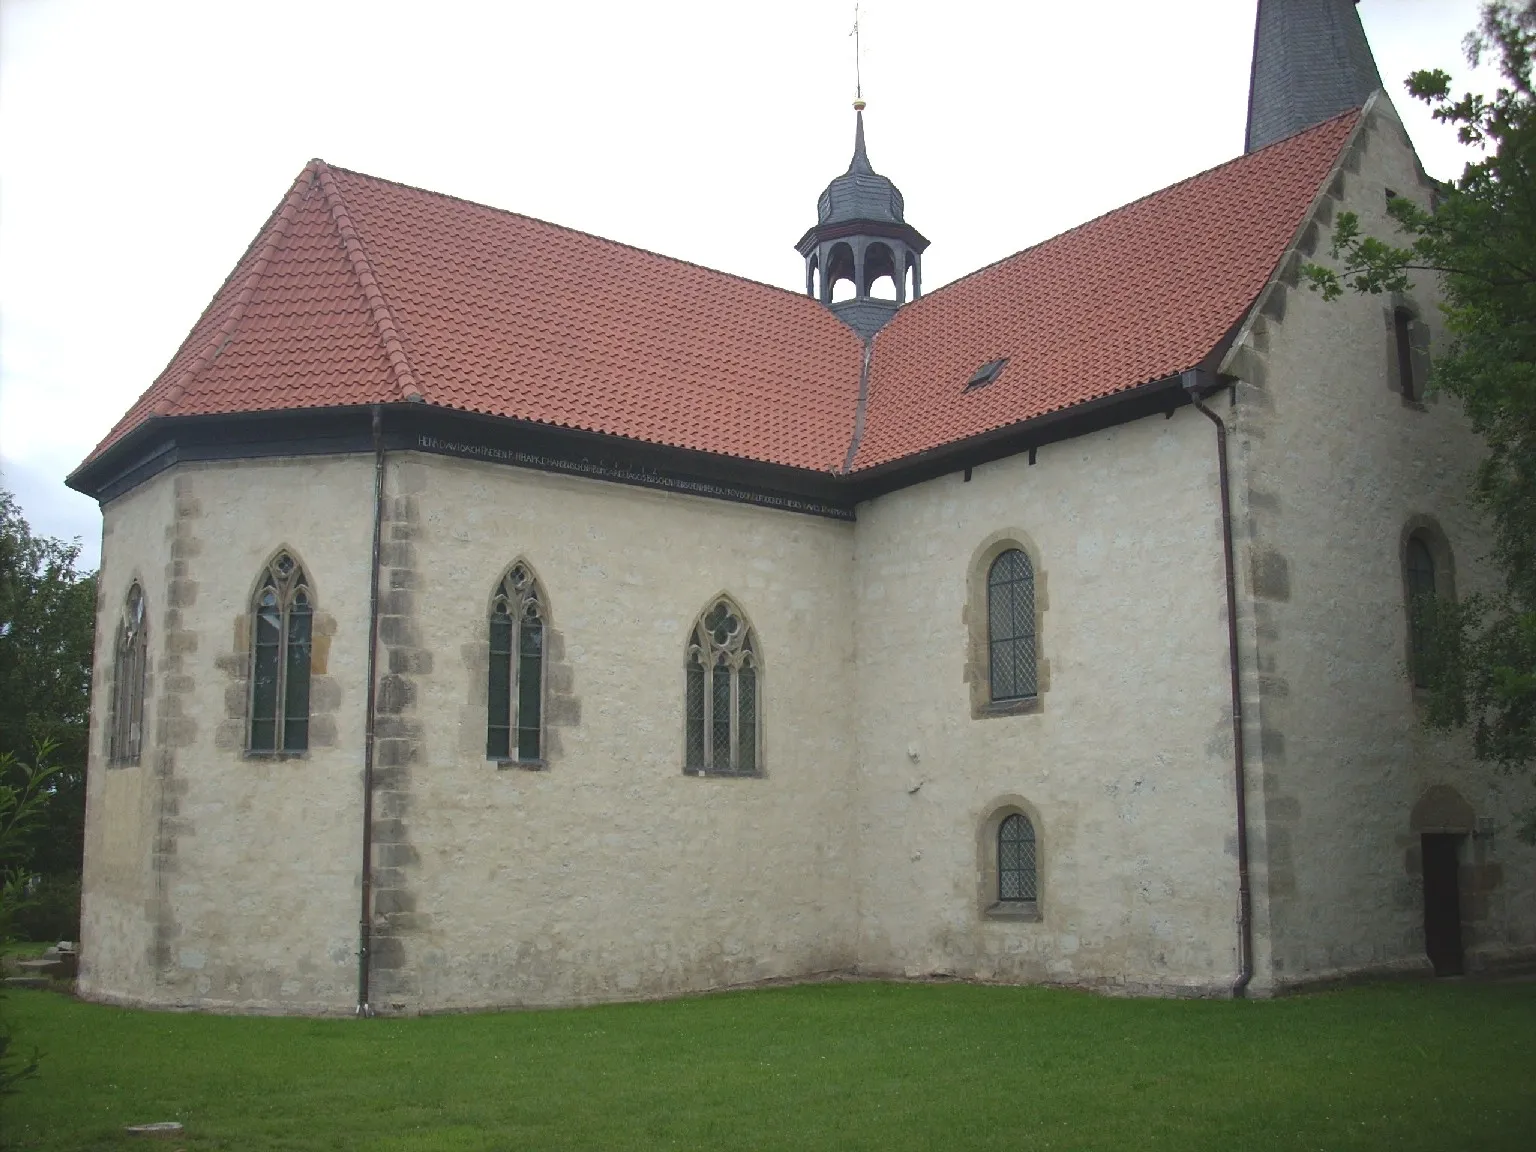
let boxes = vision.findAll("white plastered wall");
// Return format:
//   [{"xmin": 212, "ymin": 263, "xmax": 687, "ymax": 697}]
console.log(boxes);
[
  {"xmin": 78, "ymin": 470, "xmax": 173, "ymax": 1002},
  {"xmin": 1223, "ymin": 96, "xmax": 1536, "ymax": 991},
  {"xmin": 83, "ymin": 456, "xmax": 375, "ymax": 1012},
  {"xmin": 379, "ymin": 452, "xmax": 857, "ymax": 1011},
  {"xmin": 849, "ymin": 409, "xmax": 1242, "ymax": 995}
]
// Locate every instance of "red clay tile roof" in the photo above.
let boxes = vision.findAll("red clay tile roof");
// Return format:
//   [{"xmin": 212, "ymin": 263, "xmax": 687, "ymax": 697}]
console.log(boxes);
[
  {"xmin": 84, "ymin": 162, "xmax": 867, "ymax": 473},
  {"xmin": 850, "ymin": 109, "xmax": 1360, "ymax": 471},
  {"xmin": 79, "ymin": 110, "xmax": 1360, "ymax": 482}
]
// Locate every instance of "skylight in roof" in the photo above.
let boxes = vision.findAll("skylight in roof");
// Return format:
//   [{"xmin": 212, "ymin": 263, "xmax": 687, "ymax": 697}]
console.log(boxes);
[{"xmin": 966, "ymin": 358, "xmax": 1008, "ymax": 390}]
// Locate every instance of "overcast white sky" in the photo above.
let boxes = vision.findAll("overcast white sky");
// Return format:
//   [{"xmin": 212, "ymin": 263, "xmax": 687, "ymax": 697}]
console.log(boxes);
[{"xmin": 0, "ymin": 0, "xmax": 1497, "ymax": 570}]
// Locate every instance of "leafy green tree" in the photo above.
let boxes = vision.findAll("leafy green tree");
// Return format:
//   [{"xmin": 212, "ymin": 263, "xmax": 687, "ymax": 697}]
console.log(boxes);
[
  {"xmin": 1305, "ymin": 2, "xmax": 1536, "ymax": 838},
  {"xmin": 0, "ymin": 491, "xmax": 96, "ymax": 879},
  {"xmin": 0, "ymin": 744, "xmax": 60, "ymax": 1096}
]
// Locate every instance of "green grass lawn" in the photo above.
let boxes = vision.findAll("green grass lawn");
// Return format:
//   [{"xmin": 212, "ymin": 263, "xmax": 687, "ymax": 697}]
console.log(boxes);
[{"xmin": 2, "ymin": 980, "xmax": 1533, "ymax": 1151}]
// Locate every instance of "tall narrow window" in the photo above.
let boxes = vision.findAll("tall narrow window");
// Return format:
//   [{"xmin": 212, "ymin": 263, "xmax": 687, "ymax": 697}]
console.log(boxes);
[
  {"xmin": 108, "ymin": 583, "xmax": 148, "ymax": 766},
  {"xmin": 685, "ymin": 597, "xmax": 761, "ymax": 775},
  {"xmin": 1394, "ymin": 308, "xmax": 1419, "ymax": 400},
  {"xmin": 998, "ymin": 813, "xmax": 1038, "ymax": 903},
  {"xmin": 1406, "ymin": 534, "xmax": 1437, "ymax": 689},
  {"xmin": 988, "ymin": 549, "xmax": 1037, "ymax": 701},
  {"xmin": 487, "ymin": 563, "xmax": 545, "ymax": 762},
  {"xmin": 249, "ymin": 551, "xmax": 312, "ymax": 754}
]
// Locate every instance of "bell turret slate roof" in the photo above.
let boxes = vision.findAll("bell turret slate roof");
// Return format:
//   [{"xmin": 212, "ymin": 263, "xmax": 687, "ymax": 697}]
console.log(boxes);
[
  {"xmin": 817, "ymin": 110, "xmax": 906, "ymax": 227},
  {"xmin": 1246, "ymin": 0, "xmax": 1382, "ymax": 152},
  {"xmin": 74, "ymin": 109, "xmax": 1362, "ymax": 489}
]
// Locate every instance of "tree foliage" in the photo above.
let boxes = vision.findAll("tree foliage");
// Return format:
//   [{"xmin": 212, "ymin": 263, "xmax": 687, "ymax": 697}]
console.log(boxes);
[
  {"xmin": 0, "ymin": 744, "xmax": 60, "ymax": 1097},
  {"xmin": 1305, "ymin": 3, "xmax": 1536, "ymax": 838},
  {"xmin": 0, "ymin": 491, "xmax": 96, "ymax": 878}
]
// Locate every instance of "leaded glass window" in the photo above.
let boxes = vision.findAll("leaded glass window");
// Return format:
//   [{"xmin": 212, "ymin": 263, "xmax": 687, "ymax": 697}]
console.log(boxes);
[
  {"xmin": 1406, "ymin": 535, "xmax": 1437, "ymax": 689},
  {"xmin": 249, "ymin": 551, "xmax": 313, "ymax": 754},
  {"xmin": 987, "ymin": 549, "xmax": 1036, "ymax": 702},
  {"xmin": 998, "ymin": 813, "xmax": 1037, "ymax": 902},
  {"xmin": 488, "ymin": 562, "xmax": 545, "ymax": 762},
  {"xmin": 685, "ymin": 597, "xmax": 761, "ymax": 775},
  {"xmin": 108, "ymin": 583, "xmax": 148, "ymax": 766}
]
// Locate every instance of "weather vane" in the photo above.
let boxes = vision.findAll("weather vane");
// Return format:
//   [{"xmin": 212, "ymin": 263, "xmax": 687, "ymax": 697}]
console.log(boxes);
[{"xmin": 851, "ymin": 3, "xmax": 864, "ymax": 108}]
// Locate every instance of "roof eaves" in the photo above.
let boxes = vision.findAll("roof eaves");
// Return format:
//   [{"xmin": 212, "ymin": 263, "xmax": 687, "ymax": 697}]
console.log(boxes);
[{"xmin": 314, "ymin": 162, "xmax": 424, "ymax": 404}]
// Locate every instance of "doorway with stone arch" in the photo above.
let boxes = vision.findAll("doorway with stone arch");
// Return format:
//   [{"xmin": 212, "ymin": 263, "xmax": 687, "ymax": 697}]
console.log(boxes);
[{"xmin": 1410, "ymin": 785, "xmax": 1474, "ymax": 976}]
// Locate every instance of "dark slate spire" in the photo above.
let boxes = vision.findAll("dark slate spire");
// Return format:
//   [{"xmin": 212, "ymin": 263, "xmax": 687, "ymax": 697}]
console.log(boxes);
[
  {"xmin": 1245, "ymin": 0, "xmax": 1383, "ymax": 153},
  {"xmin": 849, "ymin": 108, "xmax": 874, "ymax": 175},
  {"xmin": 796, "ymin": 102, "xmax": 930, "ymax": 341}
]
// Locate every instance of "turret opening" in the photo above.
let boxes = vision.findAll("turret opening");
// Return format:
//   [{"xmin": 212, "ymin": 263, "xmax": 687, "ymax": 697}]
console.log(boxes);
[{"xmin": 863, "ymin": 242, "xmax": 899, "ymax": 302}]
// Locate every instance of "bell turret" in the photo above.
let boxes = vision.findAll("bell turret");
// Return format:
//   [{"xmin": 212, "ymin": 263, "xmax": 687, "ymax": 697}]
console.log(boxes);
[{"xmin": 795, "ymin": 102, "xmax": 929, "ymax": 340}]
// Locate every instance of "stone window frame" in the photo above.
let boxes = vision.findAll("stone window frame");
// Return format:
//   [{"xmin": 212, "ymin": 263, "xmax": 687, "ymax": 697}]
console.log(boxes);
[
  {"xmin": 485, "ymin": 559, "xmax": 549, "ymax": 769},
  {"xmin": 966, "ymin": 530, "xmax": 1050, "ymax": 719},
  {"xmin": 246, "ymin": 547, "xmax": 315, "ymax": 758},
  {"xmin": 683, "ymin": 593, "xmax": 764, "ymax": 778},
  {"xmin": 1399, "ymin": 516, "xmax": 1456, "ymax": 696},
  {"xmin": 107, "ymin": 579, "xmax": 149, "ymax": 767},
  {"xmin": 977, "ymin": 795, "xmax": 1044, "ymax": 922},
  {"xmin": 1385, "ymin": 297, "xmax": 1431, "ymax": 409}
]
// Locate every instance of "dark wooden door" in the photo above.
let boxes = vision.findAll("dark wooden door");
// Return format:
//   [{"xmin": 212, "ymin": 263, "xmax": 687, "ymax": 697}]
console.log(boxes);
[{"xmin": 1422, "ymin": 834, "xmax": 1464, "ymax": 976}]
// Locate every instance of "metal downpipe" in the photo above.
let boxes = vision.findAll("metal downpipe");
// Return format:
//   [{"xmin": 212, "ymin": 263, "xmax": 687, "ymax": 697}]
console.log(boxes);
[
  {"xmin": 1184, "ymin": 371, "xmax": 1254, "ymax": 998},
  {"xmin": 357, "ymin": 405, "xmax": 385, "ymax": 1017}
]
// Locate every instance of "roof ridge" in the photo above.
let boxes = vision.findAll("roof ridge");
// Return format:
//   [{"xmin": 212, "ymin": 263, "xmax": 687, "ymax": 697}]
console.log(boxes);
[
  {"xmin": 151, "ymin": 164, "xmax": 318, "ymax": 416},
  {"xmin": 891, "ymin": 107, "xmax": 1364, "ymax": 316},
  {"xmin": 314, "ymin": 162, "xmax": 424, "ymax": 403},
  {"xmin": 320, "ymin": 162, "xmax": 838, "ymax": 310}
]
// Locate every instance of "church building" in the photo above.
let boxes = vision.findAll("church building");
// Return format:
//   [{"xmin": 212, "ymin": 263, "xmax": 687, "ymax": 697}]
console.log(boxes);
[{"xmin": 70, "ymin": 0, "xmax": 1535, "ymax": 1013}]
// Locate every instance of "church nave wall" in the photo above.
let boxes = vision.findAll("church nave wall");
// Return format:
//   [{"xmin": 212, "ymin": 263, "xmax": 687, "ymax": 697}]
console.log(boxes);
[{"xmin": 850, "ymin": 410, "xmax": 1242, "ymax": 995}]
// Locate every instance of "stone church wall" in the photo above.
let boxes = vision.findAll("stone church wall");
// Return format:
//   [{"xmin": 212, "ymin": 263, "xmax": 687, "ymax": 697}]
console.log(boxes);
[
  {"xmin": 82, "ymin": 456, "xmax": 377, "ymax": 1012},
  {"xmin": 79, "ymin": 470, "xmax": 174, "ymax": 1003},
  {"xmin": 1223, "ymin": 99, "xmax": 1536, "ymax": 991},
  {"xmin": 82, "ymin": 448, "xmax": 858, "ymax": 1013},
  {"xmin": 380, "ymin": 453, "xmax": 857, "ymax": 1011},
  {"xmin": 850, "ymin": 411, "xmax": 1243, "ymax": 995}
]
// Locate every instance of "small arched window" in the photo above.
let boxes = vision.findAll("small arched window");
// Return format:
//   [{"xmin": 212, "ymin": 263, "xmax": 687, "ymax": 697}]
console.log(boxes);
[
  {"xmin": 1405, "ymin": 534, "xmax": 1438, "ymax": 688},
  {"xmin": 1394, "ymin": 308, "xmax": 1419, "ymax": 400},
  {"xmin": 108, "ymin": 583, "xmax": 148, "ymax": 766},
  {"xmin": 998, "ymin": 813, "xmax": 1038, "ymax": 903},
  {"xmin": 987, "ymin": 550, "xmax": 1037, "ymax": 702},
  {"xmin": 250, "ymin": 551, "xmax": 312, "ymax": 753},
  {"xmin": 488, "ymin": 563, "xmax": 545, "ymax": 763},
  {"xmin": 685, "ymin": 597, "xmax": 760, "ymax": 775}
]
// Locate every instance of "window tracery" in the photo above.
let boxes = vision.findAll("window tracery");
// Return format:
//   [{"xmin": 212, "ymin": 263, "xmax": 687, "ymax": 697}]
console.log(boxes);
[
  {"xmin": 250, "ymin": 551, "xmax": 312, "ymax": 754},
  {"xmin": 108, "ymin": 582, "xmax": 148, "ymax": 766},
  {"xmin": 686, "ymin": 597, "xmax": 760, "ymax": 775},
  {"xmin": 488, "ymin": 562, "xmax": 545, "ymax": 763}
]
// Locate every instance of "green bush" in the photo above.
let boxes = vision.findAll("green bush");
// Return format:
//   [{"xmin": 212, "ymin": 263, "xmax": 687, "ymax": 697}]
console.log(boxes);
[{"xmin": 9, "ymin": 875, "xmax": 79, "ymax": 944}]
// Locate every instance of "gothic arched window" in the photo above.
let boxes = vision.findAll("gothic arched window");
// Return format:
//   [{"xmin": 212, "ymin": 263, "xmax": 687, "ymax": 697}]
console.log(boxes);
[
  {"xmin": 998, "ymin": 813, "xmax": 1038, "ymax": 903},
  {"xmin": 488, "ymin": 563, "xmax": 545, "ymax": 763},
  {"xmin": 685, "ymin": 597, "xmax": 760, "ymax": 776},
  {"xmin": 108, "ymin": 583, "xmax": 148, "ymax": 766},
  {"xmin": 987, "ymin": 549, "xmax": 1037, "ymax": 702},
  {"xmin": 249, "ymin": 551, "xmax": 313, "ymax": 754}
]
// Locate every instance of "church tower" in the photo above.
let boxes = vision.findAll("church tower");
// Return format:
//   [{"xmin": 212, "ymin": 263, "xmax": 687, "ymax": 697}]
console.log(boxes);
[
  {"xmin": 1246, "ymin": 0, "xmax": 1384, "ymax": 152},
  {"xmin": 795, "ymin": 101, "xmax": 930, "ymax": 341}
]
